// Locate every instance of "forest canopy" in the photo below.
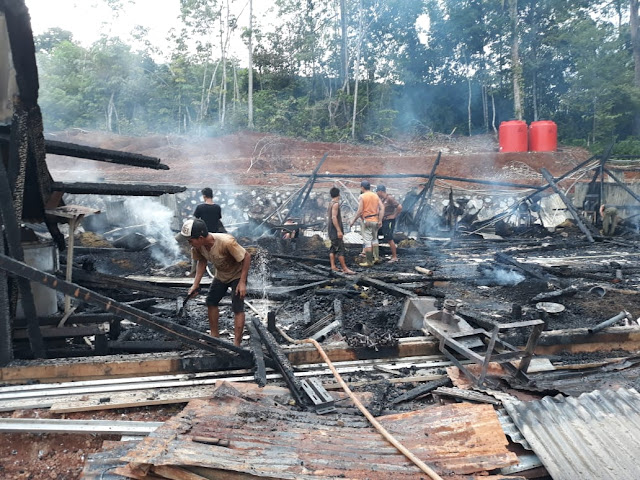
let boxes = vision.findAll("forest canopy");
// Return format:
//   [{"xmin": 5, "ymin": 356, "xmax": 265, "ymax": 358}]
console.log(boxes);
[{"xmin": 33, "ymin": 0, "xmax": 640, "ymax": 153}]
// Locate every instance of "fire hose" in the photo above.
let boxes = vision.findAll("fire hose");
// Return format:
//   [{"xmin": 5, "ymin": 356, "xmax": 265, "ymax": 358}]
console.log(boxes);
[{"xmin": 243, "ymin": 301, "xmax": 443, "ymax": 480}]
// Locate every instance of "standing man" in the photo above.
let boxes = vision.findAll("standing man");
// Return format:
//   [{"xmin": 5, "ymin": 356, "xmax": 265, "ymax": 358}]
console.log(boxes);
[
  {"xmin": 194, "ymin": 187, "xmax": 226, "ymax": 234},
  {"xmin": 182, "ymin": 218, "xmax": 250, "ymax": 347},
  {"xmin": 350, "ymin": 180, "xmax": 384, "ymax": 267},
  {"xmin": 328, "ymin": 187, "xmax": 355, "ymax": 275},
  {"xmin": 376, "ymin": 184, "xmax": 402, "ymax": 262}
]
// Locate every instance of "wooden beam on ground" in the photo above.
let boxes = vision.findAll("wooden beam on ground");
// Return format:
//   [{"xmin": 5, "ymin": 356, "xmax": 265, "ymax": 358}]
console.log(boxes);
[
  {"xmin": 0, "ymin": 418, "xmax": 163, "ymax": 435},
  {"xmin": 71, "ymin": 268, "xmax": 181, "ymax": 299},
  {"xmin": 356, "ymin": 274, "xmax": 416, "ymax": 297},
  {"xmin": 246, "ymin": 321, "xmax": 267, "ymax": 387},
  {"xmin": 13, "ymin": 325, "xmax": 108, "ymax": 340},
  {"xmin": 272, "ymin": 254, "xmax": 331, "ymax": 265}
]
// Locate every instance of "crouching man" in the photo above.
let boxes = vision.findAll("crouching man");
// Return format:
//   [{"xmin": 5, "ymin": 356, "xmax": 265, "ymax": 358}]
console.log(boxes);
[{"xmin": 182, "ymin": 218, "xmax": 251, "ymax": 346}]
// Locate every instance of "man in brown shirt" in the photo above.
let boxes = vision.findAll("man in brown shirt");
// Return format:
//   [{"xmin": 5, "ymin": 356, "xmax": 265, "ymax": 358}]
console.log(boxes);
[{"xmin": 182, "ymin": 219, "xmax": 251, "ymax": 346}]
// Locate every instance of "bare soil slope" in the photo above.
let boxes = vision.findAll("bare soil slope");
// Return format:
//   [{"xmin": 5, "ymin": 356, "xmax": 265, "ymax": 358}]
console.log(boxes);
[{"xmin": 46, "ymin": 130, "xmax": 591, "ymax": 188}]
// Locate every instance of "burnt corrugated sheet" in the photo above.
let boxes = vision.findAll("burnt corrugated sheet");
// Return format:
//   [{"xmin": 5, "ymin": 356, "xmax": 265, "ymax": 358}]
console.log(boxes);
[
  {"xmin": 120, "ymin": 393, "xmax": 517, "ymax": 479},
  {"xmin": 503, "ymin": 388, "xmax": 640, "ymax": 480}
]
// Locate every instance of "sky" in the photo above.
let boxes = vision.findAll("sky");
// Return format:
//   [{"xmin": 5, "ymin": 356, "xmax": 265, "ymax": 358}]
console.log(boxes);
[
  {"xmin": 24, "ymin": 0, "xmax": 265, "ymax": 60},
  {"xmin": 26, "ymin": 0, "xmax": 180, "ymax": 50}
]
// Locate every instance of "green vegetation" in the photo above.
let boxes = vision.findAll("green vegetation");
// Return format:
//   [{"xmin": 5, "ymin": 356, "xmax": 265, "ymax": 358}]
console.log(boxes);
[{"xmin": 33, "ymin": 0, "xmax": 640, "ymax": 151}]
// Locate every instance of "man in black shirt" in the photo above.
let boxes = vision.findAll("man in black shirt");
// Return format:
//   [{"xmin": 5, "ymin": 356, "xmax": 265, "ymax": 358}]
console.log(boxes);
[{"xmin": 194, "ymin": 187, "xmax": 226, "ymax": 233}]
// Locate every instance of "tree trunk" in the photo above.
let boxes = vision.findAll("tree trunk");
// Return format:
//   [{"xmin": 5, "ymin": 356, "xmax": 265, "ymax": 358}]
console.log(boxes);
[
  {"xmin": 532, "ymin": 73, "xmax": 538, "ymax": 121},
  {"xmin": 482, "ymin": 84, "xmax": 488, "ymax": 133},
  {"xmin": 491, "ymin": 93, "xmax": 497, "ymax": 134},
  {"xmin": 509, "ymin": 0, "xmax": 524, "ymax": 120},
  {"xmin": 351, "ymin": 0, "xmax": 364, "ymax": 140},
  {"xmin": 248, "ymin": 0, "xmax": 254, "ymax": 128},
  {"xmin": 467, "ymin": 77, "xmax": 472, "ymax": 136},
  {"xmin": 630, "ymin": 0, "xmax": 640, "ymax": 134},
  {"xmin": 340, "ymin": 0, "xmax": 349, "ymax": 94}
]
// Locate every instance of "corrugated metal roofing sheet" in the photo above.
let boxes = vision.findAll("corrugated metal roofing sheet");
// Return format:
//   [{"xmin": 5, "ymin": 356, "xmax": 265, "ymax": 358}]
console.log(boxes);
[{"xmin": 503, "ymin": 388, "xmax": 640, "ymax": 480}]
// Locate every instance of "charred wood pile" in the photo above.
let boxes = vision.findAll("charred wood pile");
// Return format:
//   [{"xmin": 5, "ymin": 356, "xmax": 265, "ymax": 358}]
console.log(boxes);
[{"xmin": 3, "ymin": 2, "xmax": 640, "ymax": 478}]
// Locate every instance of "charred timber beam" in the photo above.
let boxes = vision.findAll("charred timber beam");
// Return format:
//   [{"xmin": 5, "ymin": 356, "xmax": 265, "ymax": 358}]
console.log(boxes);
[
  {"xmin": 540, "ymin": 168, "xmax": 595, "ymax": 243},
  {"xmin": 13, "ymin": 313, "xmax": 122, "ymax": 328},
  {"xmin": 285, "ymin": 152, "xmax": 329, "ymax": 222},
  {"xmin": 107, "ymin": 341, "xmax": 182, "ymax": 353},
  {"xmin": 51, "ymin": 182, "xmax": 186, "ymax": 197},
  {"xmin": 0, "ymin": 253, "xmax": 251, "ymax": 358},
  {"xmin": 356, "ymin": 276, "xmax": 415, "ymax": 297},
  {"xmin": 389, "ymin": 377, "xmax": 451, "ymax": 405},
  {"xmin": 603, "ymin": 167, "xmax": 640, "ymax": 205},
  {"xmin": 272, "ymin": 254, "xmax": 331, "ymax": 265},
  {"xmin": 298, "ymin": 173, "xmax": 538, "ymax": 189},
  {"xmin": 0, "ymin": 134, "xmax": 169, "ymax": 170},
  {"xmin": 69, "ymin": 268, "xmax": 180, "ymax": 299},
  {"xmin": 0, "ymin": 146, "xmax": 45, "ymax": 360},
  {"xmin": 249, "ymin": 316, "xmax": 309, "ymax": 407},
  {"xmin": 246, "ymin": 321, "xmax": 267, "ymax": 387},
  {"xmin": 415, "ymin": 151, "xmax": 442, "ymax": 219}
]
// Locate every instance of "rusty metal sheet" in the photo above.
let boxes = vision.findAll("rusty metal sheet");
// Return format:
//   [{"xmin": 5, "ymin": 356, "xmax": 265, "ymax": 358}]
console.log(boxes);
[
  {"xmin": 120, "ymin": 385, "xmax": 517, "ymax": 479},
  {"xmin": 503, "ymin": 388, "xmax": 640, "ymax": 480}
]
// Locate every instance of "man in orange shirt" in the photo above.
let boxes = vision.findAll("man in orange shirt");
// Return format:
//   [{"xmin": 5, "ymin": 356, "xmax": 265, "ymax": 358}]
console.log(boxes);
[{"xmin": 350, "ymin": 180, "xmax": 384, "ymax": 267}]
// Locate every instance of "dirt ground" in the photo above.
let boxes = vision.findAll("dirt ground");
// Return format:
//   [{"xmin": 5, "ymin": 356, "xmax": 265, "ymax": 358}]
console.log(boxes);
[
  {"xmin": 2, "ymin": 131, "xmax": 636, "ymax": 480},
  {"xmin": 45, "ymin": 130, "xmax": 591, "ymax": 189}
]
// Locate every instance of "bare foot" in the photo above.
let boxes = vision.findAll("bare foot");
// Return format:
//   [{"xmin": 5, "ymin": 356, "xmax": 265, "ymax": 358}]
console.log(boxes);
[
  {"xmin": 342, "ymin": 268, "xmax": 356, "ymax": 275},
  {"xmin": 331, "ymin": 268, "xmax": 341, "ymax": 272}
]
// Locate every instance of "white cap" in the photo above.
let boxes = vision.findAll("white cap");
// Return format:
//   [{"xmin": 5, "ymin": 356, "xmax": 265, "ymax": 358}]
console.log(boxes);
[{"xmin": 181, "ymin": 219, "xmax": 195, "ymax": 237}]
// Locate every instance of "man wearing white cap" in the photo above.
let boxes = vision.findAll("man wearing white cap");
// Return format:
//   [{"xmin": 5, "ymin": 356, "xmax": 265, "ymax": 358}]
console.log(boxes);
[{"xmin": 181, "ymin": 218, "xmax": 251, "ymax": 346}]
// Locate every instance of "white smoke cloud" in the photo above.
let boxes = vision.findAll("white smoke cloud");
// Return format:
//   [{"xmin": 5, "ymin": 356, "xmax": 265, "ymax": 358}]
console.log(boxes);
[{"xmin": 123, "ymin": 197, "xmax": 181, "ymax": 266}]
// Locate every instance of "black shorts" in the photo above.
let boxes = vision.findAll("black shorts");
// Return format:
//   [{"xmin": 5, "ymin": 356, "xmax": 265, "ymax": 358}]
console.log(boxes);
[
  {"xmin": 206, "ymin": 278, "xmax": 244, "ymax": 313},
  {"xmin": 329, "ymin": 237, "xmax": 346, "ymax": 256},
  {"xmin": 379, "ymin": 219, "xmax": 396, "ymax": 242}
]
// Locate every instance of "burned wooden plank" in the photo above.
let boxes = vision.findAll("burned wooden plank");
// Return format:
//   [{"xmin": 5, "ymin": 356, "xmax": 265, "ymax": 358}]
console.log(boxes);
[
  {"xmin": 530, "ymin": 286, "xmax": 579, "ymax": 303},
  {"xmin": 272, "ymin": 253, "xmax": 332, "ymax": 265},
  {"xmin": 119, "ymin": 396, "xmax": 517, "ymax": 478},
  {"xmin": 45, "ymin": 137, "xmax": 168, "ymax": 170},
  {"xmin": 51, "ymin": 181, "xmax": 186, "ymax": 196},
  {"xmin": 13, "ymin": 325, "xmax": 108, "ymax": 340},
  {"xmin": 357, "ymin": 275, "xmax": 416, "ymax": 297},
  {"xmin": 70, "ymin": 268, "xmax": 181, "ymax": 299},
  {"xmin": 285, "ymin": 152, "xmax": 329, "ymax": 223},
  {"xmin": 0, "ymin": 253, "xmax": 251, "ymax": 359},
  {"xmin": 249, "ymin": 316, "xmax": 309, "ymax": 407},
  {"xmin": 389, "ymin": 377, "xmax": 451, "ymax": 405},
  {"xmin": 247, "ymin": 279, "xmax": 332, "ymax": 300},
  {"xmin": 540, "ymin": 168, "xmax": 595, "ymax": 242},
  {"xmin": 245, "ymin": 320, "xmax": 267, "ymax": 387},
  {"xmin": 107, "ymin": 341, "xmax": 182, "ymax": 353},
  {"xmin": 0, "ymin": 134, "xmax": 169, "ymax": 170},
  {"xmin": 0, "ymin": 147, "xmax": 44, "ymax": 359}
]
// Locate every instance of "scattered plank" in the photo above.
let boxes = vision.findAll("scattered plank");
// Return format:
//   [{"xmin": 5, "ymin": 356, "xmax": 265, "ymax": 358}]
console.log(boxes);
[{"xmin": 0, "ymin": 418, "xmax": 162, "ymax": 435}]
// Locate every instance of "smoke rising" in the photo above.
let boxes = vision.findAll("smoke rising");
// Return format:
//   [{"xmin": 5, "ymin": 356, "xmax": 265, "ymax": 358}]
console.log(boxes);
[{"xmin": 122, "ymin": 197, "xmax": 181, "ymax": 266}]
